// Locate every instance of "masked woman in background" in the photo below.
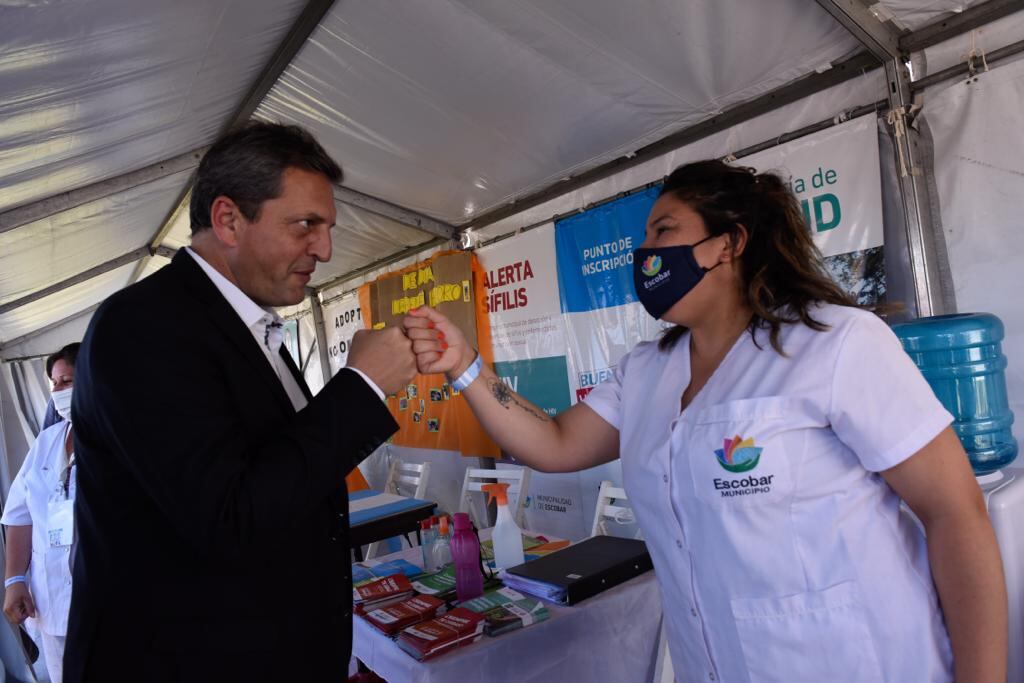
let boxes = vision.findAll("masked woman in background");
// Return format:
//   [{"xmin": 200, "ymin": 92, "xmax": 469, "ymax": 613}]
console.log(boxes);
[
  {"xmin": 3, "ymin": 342, "xmax": 81, "ymax": 683},
  {"xmin": 403, "ymin": 161, "xmax": 1007, "ymax": 682}
]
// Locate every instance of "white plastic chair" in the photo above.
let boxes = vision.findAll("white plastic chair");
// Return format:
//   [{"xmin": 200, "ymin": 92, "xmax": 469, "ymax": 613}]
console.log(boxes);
[
  {"xmin": 590, "ymin": 480, "xmax": 642, "ymax": 539},
  {"xmin": 364, "ymin": 459, "xmax": 431, "ymax": 559},
  {"xmin": 459, "ymin": 466, "xmax": 531, "ymax": 530},
  {"xmin": 383, "ymin": 458, "xmax": 431, "ymax": 499}
]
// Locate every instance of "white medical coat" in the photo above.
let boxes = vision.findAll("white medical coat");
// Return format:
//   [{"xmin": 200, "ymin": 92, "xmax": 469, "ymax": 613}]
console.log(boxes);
[
  {"xmin": 2, "ymin": 421, "xmax": 76, "ymax": 636},
  {"xmin": 585, "ymin": 305, "xmax": 954, "ymax": 682}
]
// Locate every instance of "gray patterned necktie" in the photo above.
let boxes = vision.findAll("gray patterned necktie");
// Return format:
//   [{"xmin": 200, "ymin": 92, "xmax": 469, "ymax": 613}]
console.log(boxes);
[{"xmin": 264, "ymin": 319, "xmax": 283, "ymax": 354}]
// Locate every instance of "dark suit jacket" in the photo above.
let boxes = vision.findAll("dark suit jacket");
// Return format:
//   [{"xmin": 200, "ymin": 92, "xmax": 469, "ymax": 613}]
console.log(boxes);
[{"xmin": 65, "ymin": 251, "xmax": 398, "ymax": 682}]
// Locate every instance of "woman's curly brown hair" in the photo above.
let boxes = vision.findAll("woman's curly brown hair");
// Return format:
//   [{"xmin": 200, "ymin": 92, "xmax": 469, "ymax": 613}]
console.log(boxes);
[{"xmin": 658, "ymin": 159, "xmax": 854, "ymax": 354}]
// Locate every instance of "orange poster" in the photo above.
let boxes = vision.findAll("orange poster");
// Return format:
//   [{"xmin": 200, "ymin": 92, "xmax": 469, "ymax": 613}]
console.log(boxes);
[{"xmin": 359, "ymin": 250, "xmax": 498, "ymax": 457}]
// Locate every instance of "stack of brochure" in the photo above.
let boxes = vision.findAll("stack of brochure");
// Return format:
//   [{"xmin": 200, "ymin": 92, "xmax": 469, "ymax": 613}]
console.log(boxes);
[
  {"xmin": 411, "ymin": 565, "xmax": 502, "ymax": 603},
  {"xmin": 410, "ymin": 566, "xmax": 458, "ymax": 598},
  {"xmin": 460, "ymin": 587, "xmax": 550, "ymax": 637},
  {"xmin": 396, "ymin": 608, "xmax": 486, "ymax": 661},
  {"xmin": 480, "ymin": 535, "xmax": 571, "ymax": 567},
  {"xmin": 353, "ymin": 575, "xmax": 416, "ymax": 613},
  {"xmin": 499, "ymin": 573, "xmax": 567, "ymax": 603},
  {"xmin": 363, "ymin": 595, "xmax": 445, "ymax": 636}
]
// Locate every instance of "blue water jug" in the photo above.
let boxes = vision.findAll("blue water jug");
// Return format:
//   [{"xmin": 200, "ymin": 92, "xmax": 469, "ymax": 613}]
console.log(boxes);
[{"xmin": 891, "ymin": 313, "xmax": 1017, "ymax": 474}]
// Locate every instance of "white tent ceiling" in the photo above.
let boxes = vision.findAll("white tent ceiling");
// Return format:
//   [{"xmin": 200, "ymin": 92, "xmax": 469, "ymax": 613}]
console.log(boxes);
[
  {"xmin": 0, "ymin": 170, "xmax": 189, "ymax": 304},
  {"xmin": 884, "ymin": 0, "xmax": 991, "ymax": 29},
  {"xmin": 0, "ymin": 0, "xmax": 308, "ymax": 212},
  {"xmin": 1, "ymin": 0, "xmax": 1020, "ymax": 357},
  {"xmin": 256, "ymin": 0, "xmax": 861, "ymax": 223},
  {"xmin": 0, "ymin": 263, "xmax": 134, "ymax": 343}
]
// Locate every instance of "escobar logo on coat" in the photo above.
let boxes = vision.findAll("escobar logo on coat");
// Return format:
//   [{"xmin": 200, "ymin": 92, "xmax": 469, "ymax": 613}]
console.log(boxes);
[{"xmin": 713, "ymin": 435, "xmax": 774, "ymax": 498}]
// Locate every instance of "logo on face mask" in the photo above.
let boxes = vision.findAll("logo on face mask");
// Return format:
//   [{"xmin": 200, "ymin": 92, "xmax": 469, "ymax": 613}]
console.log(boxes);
[
  {"xmin": 641, "ymin": 255, "xmax": 662, "ymax": 277},
  {"xmin": 714, "ymin": 435, "xmax": 762, "ymax": 473},
  {"xmin": 632, "ymin": 240, "xmax": 713, "ymax": 319}
]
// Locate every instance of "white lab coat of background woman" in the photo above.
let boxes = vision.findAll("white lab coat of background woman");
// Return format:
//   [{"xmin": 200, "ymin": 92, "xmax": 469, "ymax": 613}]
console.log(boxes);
[
  {"xmin": 2, "ymin": 420, "xmax": 77, "ymax": 682},
  {"xmin": 3, "ymin": 347, "xmax": 78, "ymax": 683}
]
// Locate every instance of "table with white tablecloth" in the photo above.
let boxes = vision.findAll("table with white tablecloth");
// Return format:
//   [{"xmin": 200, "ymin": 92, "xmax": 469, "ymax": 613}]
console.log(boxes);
[{"xmin": 352, "ymin": 535, "xmax": 664, "ymax": 683}]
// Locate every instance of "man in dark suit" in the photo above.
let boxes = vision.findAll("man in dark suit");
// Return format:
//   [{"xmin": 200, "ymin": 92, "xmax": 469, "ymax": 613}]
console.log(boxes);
[{"xmin": 66, "ymin": 123, "xmax": 417, "ymax": 681}]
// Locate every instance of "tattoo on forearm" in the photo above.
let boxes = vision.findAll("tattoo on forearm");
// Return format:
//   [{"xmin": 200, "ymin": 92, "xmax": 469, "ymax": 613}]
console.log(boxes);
[
  {"xmin": 487, "ymin": 378, "xmax": 551, "ymax": 422},
  {"xmin": 490, "ymin": 378, "xmax": 513, "ymax": 407}
]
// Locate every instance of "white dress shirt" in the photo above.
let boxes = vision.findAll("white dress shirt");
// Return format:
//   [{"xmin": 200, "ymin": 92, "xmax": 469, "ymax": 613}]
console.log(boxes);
[
  {"xmin": 184, "ymin": 248, "xmax": 383, "ymax": 409},
  {"xmin": 584, "ymin": 304, "xmax": 954, "ymax": 682}
]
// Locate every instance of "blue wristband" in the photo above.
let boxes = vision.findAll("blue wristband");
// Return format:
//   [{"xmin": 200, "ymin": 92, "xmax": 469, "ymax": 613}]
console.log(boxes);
[
  {"xmin": 4, "ymin": 575, "xmax": 26, "ymax": 588},
  {"xmin": 451, "ymin": 354, "xmax": 483, "ymax": 392}
]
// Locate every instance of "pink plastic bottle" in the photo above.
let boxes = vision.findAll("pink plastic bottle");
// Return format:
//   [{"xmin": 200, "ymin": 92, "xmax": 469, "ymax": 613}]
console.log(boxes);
[{"xmin": 450, "ymin": 512, "xmax": 484, "ymax": 602}]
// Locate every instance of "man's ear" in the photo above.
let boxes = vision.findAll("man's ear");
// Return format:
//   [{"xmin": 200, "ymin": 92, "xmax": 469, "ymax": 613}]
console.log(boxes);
[
  {"xmin": 722, "ymin": 223, "xmax": 749, "ymax": 262},
  {"xmin": 209, "ymin": 196, "xmax": 243, "ymax": 247}
]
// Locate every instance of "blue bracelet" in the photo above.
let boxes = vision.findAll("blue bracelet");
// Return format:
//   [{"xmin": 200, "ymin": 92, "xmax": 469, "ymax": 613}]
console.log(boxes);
[
  {"xmin": 451, "ymin": 354, "xmax": 483, "ymax": 392},
  {"xmin": 4, "ymin": 576, "xmax": 25, "ymax": 588}
]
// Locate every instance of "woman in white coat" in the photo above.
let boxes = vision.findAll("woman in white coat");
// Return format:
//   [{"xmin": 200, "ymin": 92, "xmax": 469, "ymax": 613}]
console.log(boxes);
[
  {"xmin": 3, "ymin": 342, "xmax": 81, "ymax": 683},
  {"xmin": 403, "ymin": 160, "xmax": 1007, "ymax": 682}
]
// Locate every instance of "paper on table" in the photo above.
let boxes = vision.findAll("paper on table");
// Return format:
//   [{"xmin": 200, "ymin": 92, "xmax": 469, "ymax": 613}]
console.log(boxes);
[
  {"xmin": 500, "ymin": 573, "xmax": 567, "ymax": 603},
  {"xmin": 353, "ymin": 558, "xmax": 425, "ymax": 586}
]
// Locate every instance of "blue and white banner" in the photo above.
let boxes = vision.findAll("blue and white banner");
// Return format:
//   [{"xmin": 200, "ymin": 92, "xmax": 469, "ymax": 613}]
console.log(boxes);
[
  {"xmin": 555, "ymin": 186, "xmax": 668, "ymax": 404},
  {"xmin": 555, "ymin": 186, "xmax": 659, "ymax": 314}
]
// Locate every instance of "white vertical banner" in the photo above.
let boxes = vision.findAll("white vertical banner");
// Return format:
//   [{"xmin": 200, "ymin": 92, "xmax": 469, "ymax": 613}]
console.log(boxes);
[
  {"xmin": 478, "ymin": 225, "xmax": 588, "ymax": 541},
  {"xmin": 323, "ymin": 294, "xmax": 365, "ymax": 377},
  {"xmin": 476, "ymin": 225, "xmax": 573, "ymax": 416},
  {"xmin": 477, "ymin": 224, "xmax": 567, "ymax": 364},
  {"xmin": 742, "ymin": 115, "xmax": 885, "ymax": 303}
]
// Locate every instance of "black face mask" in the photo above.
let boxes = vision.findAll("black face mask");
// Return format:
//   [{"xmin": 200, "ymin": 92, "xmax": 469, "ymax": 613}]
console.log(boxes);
[{"xmin": 632, "ymin": 235, "xmax": 717, "ymax": 319}]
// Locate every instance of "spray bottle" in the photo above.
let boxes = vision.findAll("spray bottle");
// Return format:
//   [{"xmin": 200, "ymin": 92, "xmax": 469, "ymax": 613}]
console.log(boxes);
[
  {"xmin": 431, "ymin": 515, "xmax": 453, "ymax": 569},
  {"xmin": 420, "ymin": 518, "xmax": 437, "ymax": 571},
  {"xmin": 450, "ymin": 512, "xmax": 484, "ymax": 601},
  {"xmin": 482, "ymin": 483, "xmax": 525, "ymax": 570}
]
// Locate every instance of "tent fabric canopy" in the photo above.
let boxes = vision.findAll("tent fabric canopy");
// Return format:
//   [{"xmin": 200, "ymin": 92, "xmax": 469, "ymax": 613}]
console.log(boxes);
[
  {"xmin": 0, "ymin": 170, "xmax": 191, "ymax": 307},
  {"xmin": 0, "ymin": 0, "xmax": 1019, "ymax": 355},
  {"xmin": 0, "ymin": 263, "xmax": 135, "ymax": 344},
  {"xmin": 256, "ymin": 0, "xmax": 861, "ymax": 223},
  {"xmin": 0, "ymin": 0, "xmax": 308, "ymax": 213},
  {"xmin": 884, "ymin": 0, "xmax": 991, "ymax": 29}
]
